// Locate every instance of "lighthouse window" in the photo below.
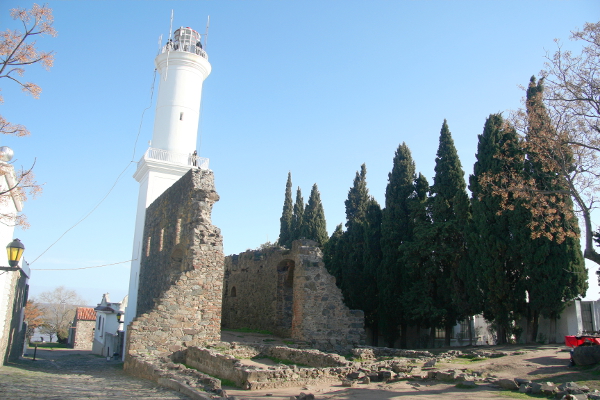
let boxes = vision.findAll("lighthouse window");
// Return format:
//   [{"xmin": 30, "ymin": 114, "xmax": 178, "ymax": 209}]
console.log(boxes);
[{"xmin": 180, "ymin": 112, "xmax": 184, "ymax": 121}]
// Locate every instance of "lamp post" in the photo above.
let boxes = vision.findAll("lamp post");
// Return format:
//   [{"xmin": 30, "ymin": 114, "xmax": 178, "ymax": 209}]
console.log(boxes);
[{"xmin": 0, "ymin": 239, "xmax": 25, "ymax": 272}]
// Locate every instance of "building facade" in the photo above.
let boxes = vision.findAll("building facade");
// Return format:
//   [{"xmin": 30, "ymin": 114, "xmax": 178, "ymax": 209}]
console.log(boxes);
[
  {"xmin": 93, "ymin": 293, "xmax": 127, "ymax": 357},
  {"xmin": 68, "ymin": 307, "xmax": 96, "ymax": 350},
  {"xmin": 0, "ymin": 148, "xmax": 29, "ymax": 364}
]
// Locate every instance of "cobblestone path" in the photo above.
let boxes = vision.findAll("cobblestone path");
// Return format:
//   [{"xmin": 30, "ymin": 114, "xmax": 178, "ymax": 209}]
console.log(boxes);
[{"xmin": 0, "ymin": 348, "xmax": 190, "ymax": 399}]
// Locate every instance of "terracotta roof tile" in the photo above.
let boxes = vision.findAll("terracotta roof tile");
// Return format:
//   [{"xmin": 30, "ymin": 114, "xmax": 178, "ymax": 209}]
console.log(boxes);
[{"xmin": 76, "ymin": 307, "xmax": 96, "ymax": 321}]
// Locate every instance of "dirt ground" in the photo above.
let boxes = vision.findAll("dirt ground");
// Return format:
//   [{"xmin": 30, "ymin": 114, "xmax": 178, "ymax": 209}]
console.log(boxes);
[
  {"xmin": 1, "ymin": 334, "xmax": 597, "ymax": 400},
  {"xmin": 220, "ymin": 330, "xmax": 600, "ymax": 400}
]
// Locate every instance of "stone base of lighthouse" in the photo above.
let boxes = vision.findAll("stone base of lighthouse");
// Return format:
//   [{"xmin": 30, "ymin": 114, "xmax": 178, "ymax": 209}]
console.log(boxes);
[{"xmin": 124, "ymin": 168, "xmax": 224, "ymax": 380}]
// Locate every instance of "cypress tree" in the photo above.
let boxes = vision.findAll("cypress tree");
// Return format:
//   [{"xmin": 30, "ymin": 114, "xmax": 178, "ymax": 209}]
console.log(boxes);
[
  {"xmin": 380, "ymin": 143, "xmax": 418, "ymax": 347},
  {"xmin": 301, "ymin": 183, "xmax": 328, "ymax": 247},
  {"xmin": 291, "ymin": 187, "xmax": 304, "ymax": 243},
  {"xmin": 469, "ymin": 113, "xmax": 528, "ymax": 344},
  {"xmin": 339, "ymin": 165, "xmax": 371, "ymax": 310},
  {"xmin": 362, "ymin": 197, "xmax": 383, "ymax": 345},
  {"xmin": 399, "ymin": 172, "xmax": 434, "ymax": 344},
  {"xmin": 345, "ymin": 164, "xmax": 369, "ymax": 228},
  {"xmin": 427, "ymin": 120, "xmax": 470, "ymax": 346},
  {"xmin": 324, "ymin": 223, "xmax": 344, "ymax": 284},
  {"xmin": 279, "ymin": 172, "xmax": 294, "ymax": 248},
  {"xmin": 523, "ymin": 77, "xmax": 588, "ymax": 342}
]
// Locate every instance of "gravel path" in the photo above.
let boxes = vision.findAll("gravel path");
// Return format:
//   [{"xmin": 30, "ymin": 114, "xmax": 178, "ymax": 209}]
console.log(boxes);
[{"xmin": 0, "ymin": 348, "xmax": 190, "ymax": 400}]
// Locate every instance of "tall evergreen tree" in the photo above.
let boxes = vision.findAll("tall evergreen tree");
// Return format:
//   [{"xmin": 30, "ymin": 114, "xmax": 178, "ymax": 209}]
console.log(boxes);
[
  {"xmin": 379, "ymin": 143, "xmax": 418, "ymax": 347},
  {"xmin": 339, "ymin": 164, "xmax": 371, "ymax": 311},
  {"xmin": 345, "ymin": 164, "xmax": 369, "ymax": 228},
  {"xmin": 399, "ymin": 173, "xmax": 434, "ymax": 344},
  {"xmin": 301, "ymin": 183, "xmax": 328, "ymax": 247},
  {"xmin": 469, "ymin": 113, "xmax": 528, "ymax": 344},
  {"xmin": 279, "ymin": 172, "xmax": 294, "ymax": 248},
  {"xmin": 427, "ymin": 120, "xmax": 470, "ymax": 346},
  {"xmin": 362, "ymin": 197, "xmax": 383, "ymax": 344},
  {"xmin": 324, "ymin": 223, "xmax": 344, "ymax": 284},
  {"xmin": 523, "ymin": 77, "xmax": 588, "ymax": 342},
  {"xmin": 291, "ymin": 187, "xmax": 304, "ymax": 243}
]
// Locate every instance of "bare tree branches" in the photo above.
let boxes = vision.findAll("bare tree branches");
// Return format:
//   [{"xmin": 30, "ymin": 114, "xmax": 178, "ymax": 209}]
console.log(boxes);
[
  {"xmin": 36, "ymin": 286, "xmax": 86, "ymax": 343},
  {"xmin": 0, "ymin": 4, "xmax": 54, "ymax": 228},
  {"xmin": 0, "ymin": 3, "xmax": 57, "ymax": 118},
  {"xmin": 480, "ymin": 22, "xmax": 600, "ymax": 283}
]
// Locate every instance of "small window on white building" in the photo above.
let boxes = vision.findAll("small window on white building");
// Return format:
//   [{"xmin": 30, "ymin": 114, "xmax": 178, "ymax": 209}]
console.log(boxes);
[{"xmin": 180, "ymin": 112, "xmax": 184, "ymax": 121}]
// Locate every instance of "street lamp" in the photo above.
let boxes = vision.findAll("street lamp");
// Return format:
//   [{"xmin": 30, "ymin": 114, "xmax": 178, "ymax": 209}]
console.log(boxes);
[
  {"xmin": 0, "ymin": 239, "xmax": 24, "ymax": 272},
  {"xmin": 7, "ymin": 239, "xmax": 24, "ymax": 267}
]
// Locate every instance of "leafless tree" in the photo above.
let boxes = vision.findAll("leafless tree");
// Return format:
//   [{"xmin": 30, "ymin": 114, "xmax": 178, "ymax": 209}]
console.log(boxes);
[{"xmin": 36, "ymin": 286, "xmax": 87, "ymax": 343}]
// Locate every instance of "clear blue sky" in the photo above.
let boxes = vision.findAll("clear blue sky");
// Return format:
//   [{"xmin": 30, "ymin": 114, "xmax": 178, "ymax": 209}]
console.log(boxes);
[{"xmin": 1, "ymin": 1, "xmax": 598, "ymax": 305}]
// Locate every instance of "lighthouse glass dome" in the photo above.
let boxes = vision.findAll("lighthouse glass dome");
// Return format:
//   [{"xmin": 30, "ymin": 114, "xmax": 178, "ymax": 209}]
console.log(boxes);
[{"xmin": 173, "ymin": 27, "xmax": 203, "ymax": 54}]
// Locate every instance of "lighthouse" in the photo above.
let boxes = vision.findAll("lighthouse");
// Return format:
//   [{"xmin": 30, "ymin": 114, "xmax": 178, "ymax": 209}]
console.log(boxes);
[{"xmin": 124, "ymin": 26, "xmax": 212, "ymax": 329}]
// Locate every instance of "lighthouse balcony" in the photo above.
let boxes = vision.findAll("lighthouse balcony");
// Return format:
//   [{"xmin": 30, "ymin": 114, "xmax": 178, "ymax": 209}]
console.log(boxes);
[
  {"xmin": 161, "ymin": 43, "xmax": 207, "ymax": 60},
  {"xmin": 140, "ymin": 147, "xmax": 209, "ymax": 170}
]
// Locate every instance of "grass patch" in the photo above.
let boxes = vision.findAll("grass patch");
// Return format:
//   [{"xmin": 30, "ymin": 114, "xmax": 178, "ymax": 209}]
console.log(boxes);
[
  {"xmin": 255, "ymin": 356, "xmax": 308, "ymax": 367},
  {"xmin": 283, "ymin": 340, "xmax": 295, "ymax": 345},
  {"xmin": 263, "ymin": 339, "xmax": 276, "ymax": 342},
  {"xmin": 498, "ymin": 392, "xmax": 547, "ymax": 399},
  {"xmin": 450, "ymin": 356, "xmax": 487, "ymax": 364},
  {"xmin": 220, "ymin": 378, "xmax": 237, "ymax": 388},
  {"xmin": 29, "ymin": 342, "xmax": 67, "ymax": 349},
  {"xmin": 184, "ymin": 364, "xmax": 239, "ymax": 388},
  {"xmin": 455, "ymin": 383, "xmax": 476, "ymax": 389},
  {"xmin": 223, "ymin": 328, "xmax": 273, "ymax": 335},
  {"xmin": 109, "ymin": 362, "xmax": 124, "ymax": 370}
]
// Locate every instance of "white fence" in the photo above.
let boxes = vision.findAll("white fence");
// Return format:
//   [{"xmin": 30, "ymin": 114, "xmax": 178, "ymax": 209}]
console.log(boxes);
[{"xmin": 143, "ymin": 148, "xmax": 209, "ymax": 170}]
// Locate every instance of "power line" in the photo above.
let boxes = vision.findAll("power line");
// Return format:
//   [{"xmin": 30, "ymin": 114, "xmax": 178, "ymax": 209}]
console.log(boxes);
[
  {"xmin": 30, "ymin": 69, "xmax": 158, "ymax": 265},
  {"xmin": 31, "ymin": 259, "xmax": 135, "ymax": 271}
]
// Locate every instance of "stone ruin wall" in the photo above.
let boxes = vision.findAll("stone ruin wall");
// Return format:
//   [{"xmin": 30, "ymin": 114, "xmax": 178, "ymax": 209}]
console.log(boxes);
[
  {"xmin": 125, "ymin": 168, "xmax": 224, "ymax": 372},
  {"xmin": 222, "ymin": 240, "xmax": 366, "ymax": 352}
]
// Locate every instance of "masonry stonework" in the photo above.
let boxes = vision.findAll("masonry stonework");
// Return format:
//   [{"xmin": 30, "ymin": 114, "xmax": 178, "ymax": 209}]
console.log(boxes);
[
  {"xmin": 72, "ymin": 320, "xmax": 95, "ymax": 350},
  {"xmin": 0, "ymin": 270, "xmax": 27, "ymax": 364},
  {"xmin": 125, "ymin": 168, "xmax": 224, "ymax": 370},
  {"xmin": 222, "ymin": 240, "xmax": 366, "ymax": 352}
]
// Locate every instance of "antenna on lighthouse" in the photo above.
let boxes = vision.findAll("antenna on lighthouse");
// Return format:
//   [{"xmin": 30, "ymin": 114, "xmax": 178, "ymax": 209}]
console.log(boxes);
[
  {"xmin": 157, "ymin": 34, "xmax": 163, "ymax": 55},
  {"xmin": 164, "ymin": 10, "xmax": 174, "ymax": 81},
  {"xmin": 168, "ymin": 10, "xmax": 174, "ymax": 42},
  {"xmin": 204, "ymin": 16, "xmax": 210, "ymax": 50}
]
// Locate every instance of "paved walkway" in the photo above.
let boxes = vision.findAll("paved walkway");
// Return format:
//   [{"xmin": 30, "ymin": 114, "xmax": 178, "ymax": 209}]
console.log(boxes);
[{"xmin": 0, "ymin": 348, "xmax": 190, "ymax": 399}]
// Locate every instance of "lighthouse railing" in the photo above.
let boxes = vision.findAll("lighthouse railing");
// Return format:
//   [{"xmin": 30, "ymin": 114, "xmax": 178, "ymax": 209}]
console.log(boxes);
[
  {"xmin": 142, "ymin": 147, "xmax": 209, "ymax": 170},
  {"xmin": 162, "ymin": 43, "xmax": 208, "ymax": 60}
]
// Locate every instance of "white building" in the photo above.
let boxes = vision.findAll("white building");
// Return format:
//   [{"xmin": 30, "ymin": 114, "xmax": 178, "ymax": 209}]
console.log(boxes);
[
  {"xmin": 93, "ymin": 293, "xmax": 127, "ymax": 357},
  {"xmin": 124, "ymin": 25, "xmax": 212, "ymax": 332},
  {"xmin": 0, "ymin": 146, "xmax": 30, "ymax": 364}
]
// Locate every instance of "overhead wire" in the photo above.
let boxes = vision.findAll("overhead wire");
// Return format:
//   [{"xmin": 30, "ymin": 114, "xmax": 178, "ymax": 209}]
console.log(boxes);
[
  {"xmin": 31, "ymin": 259, "xmax": 136, "ymax": 271},
  {"xmin": 29, "ymin": 69, "xmax": 158, "ymax": 267}
]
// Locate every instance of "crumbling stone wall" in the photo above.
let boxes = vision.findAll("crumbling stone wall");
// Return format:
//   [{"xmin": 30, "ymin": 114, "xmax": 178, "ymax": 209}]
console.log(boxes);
[
  {"xmin": 222, "ymin": 240, "xmax": 365, "ymax": 352},
  {"xmin": 125, "ymin": 168, "xmax": 224, "ymax": 368}
]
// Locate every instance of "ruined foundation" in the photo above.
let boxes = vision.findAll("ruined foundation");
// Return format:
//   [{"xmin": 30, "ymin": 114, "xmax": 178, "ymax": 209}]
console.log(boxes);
[{"xmin": 222, "ymin": 240, "xmax": 366, "ymax": 352}]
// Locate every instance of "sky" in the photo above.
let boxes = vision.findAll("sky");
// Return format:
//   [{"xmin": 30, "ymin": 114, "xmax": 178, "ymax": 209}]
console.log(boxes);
[{"xmin": 1, "ymin": 0, "xmax": 598, "ymax": 305}]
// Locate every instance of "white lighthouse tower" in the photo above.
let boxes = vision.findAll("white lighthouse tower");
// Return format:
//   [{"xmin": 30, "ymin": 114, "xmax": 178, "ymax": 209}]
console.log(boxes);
[{"xmin": 124, "ymin": 26, "xmax": 212, "ymax": 329}]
